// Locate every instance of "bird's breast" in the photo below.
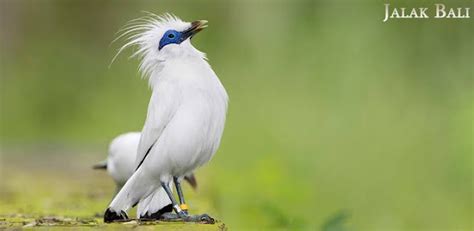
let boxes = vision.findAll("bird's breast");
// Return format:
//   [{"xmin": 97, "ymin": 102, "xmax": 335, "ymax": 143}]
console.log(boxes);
[
  {"xmin": 151, "ymin": 57, "xmax": 228, "ymax": 174},
  {"xmin": 159, "ymin": 57, "xmax": 228, "ymax": 105}
]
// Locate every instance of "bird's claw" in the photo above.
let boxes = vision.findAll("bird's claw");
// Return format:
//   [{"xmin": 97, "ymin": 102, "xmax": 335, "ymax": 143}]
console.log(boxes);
[
  {"xmin": 159, "ymin": 212, "xmax": 215, "ymax": 224},
  {"xmin": 197, "ymin": 214, "xmax": 215, "ymax": 224},
  {"xmin": 183, "ymin": 214, "xmax": 214, "ymax": 224}
]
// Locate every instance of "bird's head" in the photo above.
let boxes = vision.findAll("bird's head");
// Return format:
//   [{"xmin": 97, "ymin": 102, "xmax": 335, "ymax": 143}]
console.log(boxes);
[
  {"xmin": 158, "ymin": 20, "xmax": 207, "ymax": 52},
  {"xmin": 111, "ymin": 13, "xmax": 208, "ymax": 78}
]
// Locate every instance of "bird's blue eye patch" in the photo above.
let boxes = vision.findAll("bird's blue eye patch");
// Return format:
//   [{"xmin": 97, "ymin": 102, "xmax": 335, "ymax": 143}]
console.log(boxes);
[
  {"xmin": 158, "ymin": 22, "xmax": 206, "ymax": 50},
  {"xmin": 159, "ymin": 30, "xmax": 185, "ymax": 50}
]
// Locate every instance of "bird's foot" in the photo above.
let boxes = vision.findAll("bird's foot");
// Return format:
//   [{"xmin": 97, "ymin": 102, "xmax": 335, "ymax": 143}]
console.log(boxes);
[
  {"xmin": 104, "ymin": 208, "xmax": 129, "ymax": 223},
  {"xmin": 178, "ymin": 210, "xmax": 189, "ymax": 218},
  {"xmin": 185, "ymin": 214, "xmax": 215, "ymax": 224},
  {"xmin": 160, "ymin": 212, "xmax": 215, "ymax": 224},
  {"xmin": 160, "ymin": 212, "xmax": 180, "ymax": 220}
]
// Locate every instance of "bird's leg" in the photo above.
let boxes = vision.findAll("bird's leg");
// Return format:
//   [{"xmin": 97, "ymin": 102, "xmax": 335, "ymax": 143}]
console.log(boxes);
[
  {"xmin": 173, "ymin": 176, "xmax": 189, "ymax": 215},
  {"xmin": 160, "ymin": 181, "xmax": 215, "ymax": 224},
  {"xmin": 161, "ymin": 181, "xmax": 187, "ymax": 218}
]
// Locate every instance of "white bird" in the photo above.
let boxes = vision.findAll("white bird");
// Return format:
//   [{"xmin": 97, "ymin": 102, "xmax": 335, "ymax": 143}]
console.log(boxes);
[
  {"xmin": 93, "ymin": 132, "xmax": 197, "ymax": 219},
  {"xmin": 104, "ymin": 13, "xmax": 228, "ymax": 223},
  {"xmin": 94, "ymin": 132, "xmax": 139, "ymax": 189}
]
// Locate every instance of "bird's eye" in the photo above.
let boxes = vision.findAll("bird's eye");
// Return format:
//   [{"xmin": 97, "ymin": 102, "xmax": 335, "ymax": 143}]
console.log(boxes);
[{"xmin": 168, "ymin": 33, "xmax": 175, "ymax": 39}]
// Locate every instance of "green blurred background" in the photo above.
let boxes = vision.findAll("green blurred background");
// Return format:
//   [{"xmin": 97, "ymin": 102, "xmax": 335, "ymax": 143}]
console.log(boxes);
[{"xmin": 0, "ymin": 0, "xmax": 472, "ymax": 230}]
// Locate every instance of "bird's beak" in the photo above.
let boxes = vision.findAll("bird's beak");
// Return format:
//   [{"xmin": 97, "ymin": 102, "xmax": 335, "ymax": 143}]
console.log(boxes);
[{"xmin": 183, "ymin": 20, "xmax": 208, "ymax": 40}]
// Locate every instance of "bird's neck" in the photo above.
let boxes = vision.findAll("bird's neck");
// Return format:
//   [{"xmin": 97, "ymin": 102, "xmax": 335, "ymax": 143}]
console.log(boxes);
[{"xmin": 147, "ymin": 54, "xmax": 208, "ymax": 89}]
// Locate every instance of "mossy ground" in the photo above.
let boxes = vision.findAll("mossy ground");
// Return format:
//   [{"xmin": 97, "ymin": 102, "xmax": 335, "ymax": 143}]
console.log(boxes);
[
  {"xmin": 1, "ymin": 215, "xmax": 226, "ymax": 230},
  {"xmin": 0, "ymin": 150, "xmax": 226, "ymax": 230}
]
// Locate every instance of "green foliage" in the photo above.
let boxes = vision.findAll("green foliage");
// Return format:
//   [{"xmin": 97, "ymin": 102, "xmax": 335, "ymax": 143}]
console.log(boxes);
[{"xmin": 321, "ymin": 211, "xmax": 351, "ymax": 231}]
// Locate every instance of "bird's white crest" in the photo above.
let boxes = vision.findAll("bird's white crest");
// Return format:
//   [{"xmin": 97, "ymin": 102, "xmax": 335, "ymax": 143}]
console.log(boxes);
[{"xmin": 110, "ymin": 12, "xmax": 206, "ymax": 86}]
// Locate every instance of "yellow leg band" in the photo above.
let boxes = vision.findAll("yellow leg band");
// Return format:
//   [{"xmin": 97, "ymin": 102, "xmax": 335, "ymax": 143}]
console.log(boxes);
[{"xmin": 180, "ymin": 204, "xmax": 189, "ymax": 211}]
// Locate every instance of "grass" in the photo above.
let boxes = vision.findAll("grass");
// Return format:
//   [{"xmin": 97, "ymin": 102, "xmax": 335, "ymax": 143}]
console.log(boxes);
[{"xmin": 0, "ymin": 150, "xmax": 226, "ymax": 230}]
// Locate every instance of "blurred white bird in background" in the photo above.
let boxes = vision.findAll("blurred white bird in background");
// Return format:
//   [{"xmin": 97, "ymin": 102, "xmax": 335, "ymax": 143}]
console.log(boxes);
[
  {"xmin": 93, "ymin": 132, "xmax": 138, "ymax": 190},
  {"xmin": 104, "ymin": 13, "xmax": 228, "ymax": 223},
  {"xmin": 93, "ymin": 132, "xmax": 197, "ymax": 219}
]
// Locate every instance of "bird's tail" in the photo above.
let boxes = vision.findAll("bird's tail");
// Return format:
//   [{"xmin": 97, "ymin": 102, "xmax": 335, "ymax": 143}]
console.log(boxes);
[
  {"xmin": 108, "ymin": 167, "xmax": 156, "ymax": 213},
  {"xmin": 184, "ymin": 173, "xmax": 198, "ymax": 190},
  {"xmin": 137, "ymin": 185, "xmax": 173, "ymax": 219},
  {"xmin": 92, "ymin": 160, "xmax": 107, "ymax": 170}
]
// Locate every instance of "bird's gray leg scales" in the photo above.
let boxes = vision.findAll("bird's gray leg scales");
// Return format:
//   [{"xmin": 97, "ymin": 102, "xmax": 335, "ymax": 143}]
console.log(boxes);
[
  {"xmin": 173, "ymin": 176, "xmax": 188, "ymax": 215},
  {"xmin": 161, "ymin": 181, "xmax": 187, "ymax": 218},
  {"xmin": 160, "ymin": 181, "xmax": 215, "ymax": 224}
]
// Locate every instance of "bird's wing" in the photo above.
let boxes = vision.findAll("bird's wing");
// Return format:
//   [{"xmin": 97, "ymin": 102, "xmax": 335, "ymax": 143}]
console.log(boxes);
[{"xmin": 135, "ymin": 84, "xmax": 179, "ymax": 171}]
